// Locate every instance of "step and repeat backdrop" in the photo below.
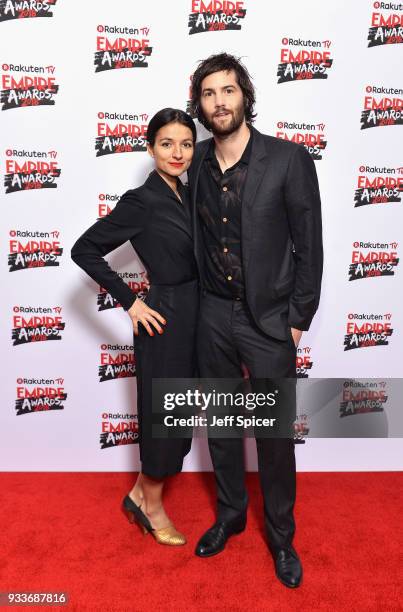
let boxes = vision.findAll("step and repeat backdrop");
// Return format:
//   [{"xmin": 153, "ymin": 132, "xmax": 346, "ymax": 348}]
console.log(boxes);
[{"xmin": 0, "ymin": 0, "xmax": 402, "ymax": 471}]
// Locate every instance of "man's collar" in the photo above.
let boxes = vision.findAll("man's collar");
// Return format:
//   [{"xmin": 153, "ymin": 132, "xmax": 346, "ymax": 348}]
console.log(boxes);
[{"xmin": 205, "ymin": 126, "xmax": 253, "ymax": 166}]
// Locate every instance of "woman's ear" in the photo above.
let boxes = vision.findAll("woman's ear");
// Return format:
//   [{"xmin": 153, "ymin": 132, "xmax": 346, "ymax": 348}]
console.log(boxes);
[{"xmin": 146, "ymin": 143, "xmax": 154, "ymax": 159}]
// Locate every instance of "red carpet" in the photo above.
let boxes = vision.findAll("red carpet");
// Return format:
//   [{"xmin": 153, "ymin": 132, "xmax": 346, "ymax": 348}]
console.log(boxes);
[{"xmin": 1, "ymin": 472, "xmax": 402, "ymax": 611}]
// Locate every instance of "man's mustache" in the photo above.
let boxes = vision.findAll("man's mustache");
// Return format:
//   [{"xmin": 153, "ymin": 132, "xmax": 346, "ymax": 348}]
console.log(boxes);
[{"xmin": 213, "ymin": 109, "xmax": 232, "ymax": 117}]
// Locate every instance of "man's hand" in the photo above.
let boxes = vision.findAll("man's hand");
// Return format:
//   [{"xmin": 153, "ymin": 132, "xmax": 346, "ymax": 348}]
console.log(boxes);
[
  {"xmin": 128, "ymin": 298, "xmax": 166, "ymax": 336},
  {"xmin": 290, "ymin": 327, "xmax": 302, "ymax": 348}
]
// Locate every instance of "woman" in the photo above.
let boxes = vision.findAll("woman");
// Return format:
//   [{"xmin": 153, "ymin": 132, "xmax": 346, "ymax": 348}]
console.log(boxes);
[{"xmin": 71, "ymin": 109, "xmax": 198, "ymax": 545}]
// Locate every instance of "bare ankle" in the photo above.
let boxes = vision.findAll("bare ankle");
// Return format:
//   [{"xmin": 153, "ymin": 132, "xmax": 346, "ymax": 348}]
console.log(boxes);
[
  {"xmin": 129, "ymin": 486, "xmax": 143, "ymax": 504},
  {"xmin": 145, "ymin": 504, "xmax": 165, "ymax": 518}
]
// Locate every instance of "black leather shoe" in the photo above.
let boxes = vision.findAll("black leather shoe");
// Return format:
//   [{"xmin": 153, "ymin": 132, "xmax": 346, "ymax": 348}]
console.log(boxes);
[
  {"xmin": 195, "ymin": 518, "xmax": 246, "ymax": 557},
  {"xmin": 273, "ymin": 547, "xmax": 302, "ymax": 588}
]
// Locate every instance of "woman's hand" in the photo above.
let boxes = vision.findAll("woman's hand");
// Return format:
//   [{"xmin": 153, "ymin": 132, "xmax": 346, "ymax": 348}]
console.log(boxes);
[{"xmin": 128, "ymin": 298, "xmax": 166, "ymax": 336}]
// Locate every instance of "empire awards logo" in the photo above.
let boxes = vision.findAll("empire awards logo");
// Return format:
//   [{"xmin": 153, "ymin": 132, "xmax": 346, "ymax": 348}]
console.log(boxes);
[
  {"xmin": 276, "ymin": 121, "xmax": 327, "ymax": 160},
  {"xmin": 349, "ymin": 241, "xmax": 399, "ymax": 281},
  {"xmin": 368, "ymin": 2, "xmax": 403, "ymax": 46},
  {"xmin": 97, "ymin": 192, "xmax": 120, "ymax": 218},
  {"xmin": 1, "ymin": 63, "xmax": 59, "ymax": 110},
  {"xmin": 188, "ymin": 0, "xmax": 246, "ymax": 34},
  {"xmin": 296, "ymin": 346, "xmax": 313, "ymax": 378},
  {"xmin": 340, "ymin": 379, "xmax": 388, "ymax": 418},
  {"xmin": 361, "ymin": 85, "xmax": 403, "ymax": 128},
  {"xmin": 97, "ymin": 271, "xmax": 148, "ymax": 311},
  {"xmin": 355, "ymin": 164, "xmax": 403, "ymax": 207},
  {"xmin": 4, "ymin": 148, "xmax": 61, "ymax": 193},
  {"xmin": 95, "ymin": 111, "xmax": 148, "ymax": 156},
  {"xmin": 8, "ymin": 228, "xmax": 62, "ymax": 271},
  {"xmin": 94, "ymin": 24, "xmax": 152, "ymax": 72},
  {"xmin": 100, "ymin": 412, "xmax": 139, "ymax": 448},
  {"xmin": 11, "ymin": 305, "xmax": 65, "ymax": 345},
  {"xmin": 277, "ymin": 37, "xmax": 333, "ymax": 83},
  {"xmin": 344, "ymin": 312, "xmax": 393, "ymax": 351},
  {"xmin": 99, "ymin": 343, "xmax": 136, "ymax": 381},
  {"xmin": 15, "ymin": 376, "xmax": 66, "ymax": 416},
  {"xmin": 0, "ymin": 0, "xmax": 57, "ymax": 21}
]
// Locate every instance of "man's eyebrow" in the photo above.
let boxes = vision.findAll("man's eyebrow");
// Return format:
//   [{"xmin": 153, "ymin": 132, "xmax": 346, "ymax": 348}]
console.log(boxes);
[{"xmin": 202, "ymin": 84, "xmax": 236, "ymax": 92}]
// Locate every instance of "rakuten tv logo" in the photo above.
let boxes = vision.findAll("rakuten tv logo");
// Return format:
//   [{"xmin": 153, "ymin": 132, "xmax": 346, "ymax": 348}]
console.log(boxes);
[
  {"xmin": 368, "ymin": 2, "xmax": 403, "ymax": 46},
  {"xmin": 11, "ymin": 305, "xmax": 65, "ymax": 345},
  {"xmin": 15, "ymin": 376, "xmax": 66, "ymax": 416},
  {"xmin": 296, "ymin": 346, "xmax": 313, "ymax": 378},
  {"xmin": 97, "ymin": 271, "xmax": 148, "ymax": 311},
  {"xmin": 277, "ymin": 37, "xmax": 333, "ymax": 83},
  {"xmin": 188, "ymin": 0, "xmax": 246, "ymax": 34},
  {"xmin": 100, "ymin": 412, "xmax": 139, "ymax": 449},
  {"xmin": 94, "ymin": 24, "xmax": 152, "ymax": 72},
  {"xmin": 1, "ymin": 63, "xmax": 59, "ymax": 110},
  {"xmin": 349, "ymin": 241, "xmax": 399, "ymax": 281},
  {"xmin": 4, "ymin": 148, "xmax": 60, "ymax": 193},
  {"xmin": 276, "ymin": 121, "xmax": 327, "ymax": 160},
  {"xmin": 8, "ymin": 229, "xmax": 62, "ymax": 271},
  {"xmin": 99, "ymin": 343, "xmax": 135, "ymax": 381},
  {"xmin": 361, "ymin": 85, "xmax": 403, "ymax": 128},
  {"xmin": 355, "ymin": 164, "xmax": 403, "ymax": 207},
  {"xmin": 344, "ymin": 312, "xmax": 393, "ymax": 351},
  {"xmin": 95, "ymin": 111, "xmax": 148, "ymax": 156},
  {"xmin": 0, "ymin": 0, "xmax": 57, "ymax": 21}
]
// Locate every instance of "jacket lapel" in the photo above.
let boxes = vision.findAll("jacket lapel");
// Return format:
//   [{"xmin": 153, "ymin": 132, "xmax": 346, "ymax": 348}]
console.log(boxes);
[
  {"xmin": 242, "ymin": 126, "xmax": 269, "ymax": 209},
  {"xmin": 188, "ymin": 138, "xmax": 211, "ymax": 275},
  {"xmin": 144, "ymin": 170, "xmax": 193, "ymax": 239},
  {"xmin": 241, "ymin": 127, "xmax": 269, "ymax": 275}
]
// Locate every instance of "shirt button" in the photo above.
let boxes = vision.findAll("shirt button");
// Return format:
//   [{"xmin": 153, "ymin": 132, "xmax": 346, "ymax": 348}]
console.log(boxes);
[
  {"xmin": 222, "ymin": 186, "xmax": 228, "ymax": 192},
  {"xmin": 223, "ymin": 247, "xmax": 228, "ymax": 253},
  {"xmin": 227, "ymin": 275, "xmax": 232, "ymax": 281},
  {"xmin": 222, "ymin": 217, "xmax": 228, "ymax": 223}
]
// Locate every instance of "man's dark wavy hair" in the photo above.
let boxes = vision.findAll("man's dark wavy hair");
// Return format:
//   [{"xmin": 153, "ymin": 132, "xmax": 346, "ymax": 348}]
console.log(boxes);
[{"xmin": 189, "ymin": 53, "xmax": 257, "ymax": 131}]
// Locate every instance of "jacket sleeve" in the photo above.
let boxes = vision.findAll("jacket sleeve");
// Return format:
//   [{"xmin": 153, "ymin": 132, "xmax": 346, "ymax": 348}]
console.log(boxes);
[
  {"xmin": 284, "ymin": 145, "xmax": 323, "ymax": 331},
  {"xmin": 70, "ymin": 190, "xmax": 147, "ymax": 311}
]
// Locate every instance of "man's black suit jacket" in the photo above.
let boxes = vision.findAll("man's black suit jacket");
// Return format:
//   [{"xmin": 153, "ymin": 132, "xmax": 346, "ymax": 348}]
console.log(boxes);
[{"xmin": 187, "ymin": 125, "xmax": 323, "ymax": 341}]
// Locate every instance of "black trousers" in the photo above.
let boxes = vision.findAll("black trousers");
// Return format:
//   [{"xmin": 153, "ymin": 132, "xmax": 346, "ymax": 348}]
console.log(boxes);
[
  {"xmin": 197, "ymin": 291, "xmax": 297, "ymax": 553},
  {"xmin": 133, "ymin": 279, "xmax": 198, "ymax": 479}
]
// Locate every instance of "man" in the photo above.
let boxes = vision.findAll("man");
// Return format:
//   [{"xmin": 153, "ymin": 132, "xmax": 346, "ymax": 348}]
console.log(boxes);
[{"xmin": 187, "ymin": 53, "xmax": 323, "ymax": 588}]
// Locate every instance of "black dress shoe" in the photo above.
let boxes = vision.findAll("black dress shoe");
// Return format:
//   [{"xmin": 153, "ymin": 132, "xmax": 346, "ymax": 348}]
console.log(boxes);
[
  {"xmin": 195, "ymin": 518, "xmax": 246, "ymax": 557},
  {"xmin": 273, "ymin": 547, "xmax": 303, "ymax": 588}
]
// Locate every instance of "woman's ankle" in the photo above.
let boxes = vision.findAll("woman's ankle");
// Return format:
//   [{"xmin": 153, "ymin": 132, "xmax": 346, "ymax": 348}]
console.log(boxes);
[
  {"xmin": 129, "ymin": 483, "xmax": 144, "ymax": 504},
  {"xmin": 145, "ymin": 504, "xmax": 167, "ymax": 518}
]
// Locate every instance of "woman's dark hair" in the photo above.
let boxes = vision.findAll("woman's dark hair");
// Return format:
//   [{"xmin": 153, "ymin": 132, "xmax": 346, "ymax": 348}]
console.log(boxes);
[
  {"xmin": 189, "ymin": 53, "xmax": 256, "ymax": 130},
  {"xmin": 146, "ymin": 108, "xmax": 197, "ymax": 146}
]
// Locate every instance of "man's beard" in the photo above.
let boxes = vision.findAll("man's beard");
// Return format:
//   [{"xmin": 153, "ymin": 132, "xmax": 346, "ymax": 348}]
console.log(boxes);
[{"xmin": 204, "ymin": 102, "xmax": 245, "ymax": 136}]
